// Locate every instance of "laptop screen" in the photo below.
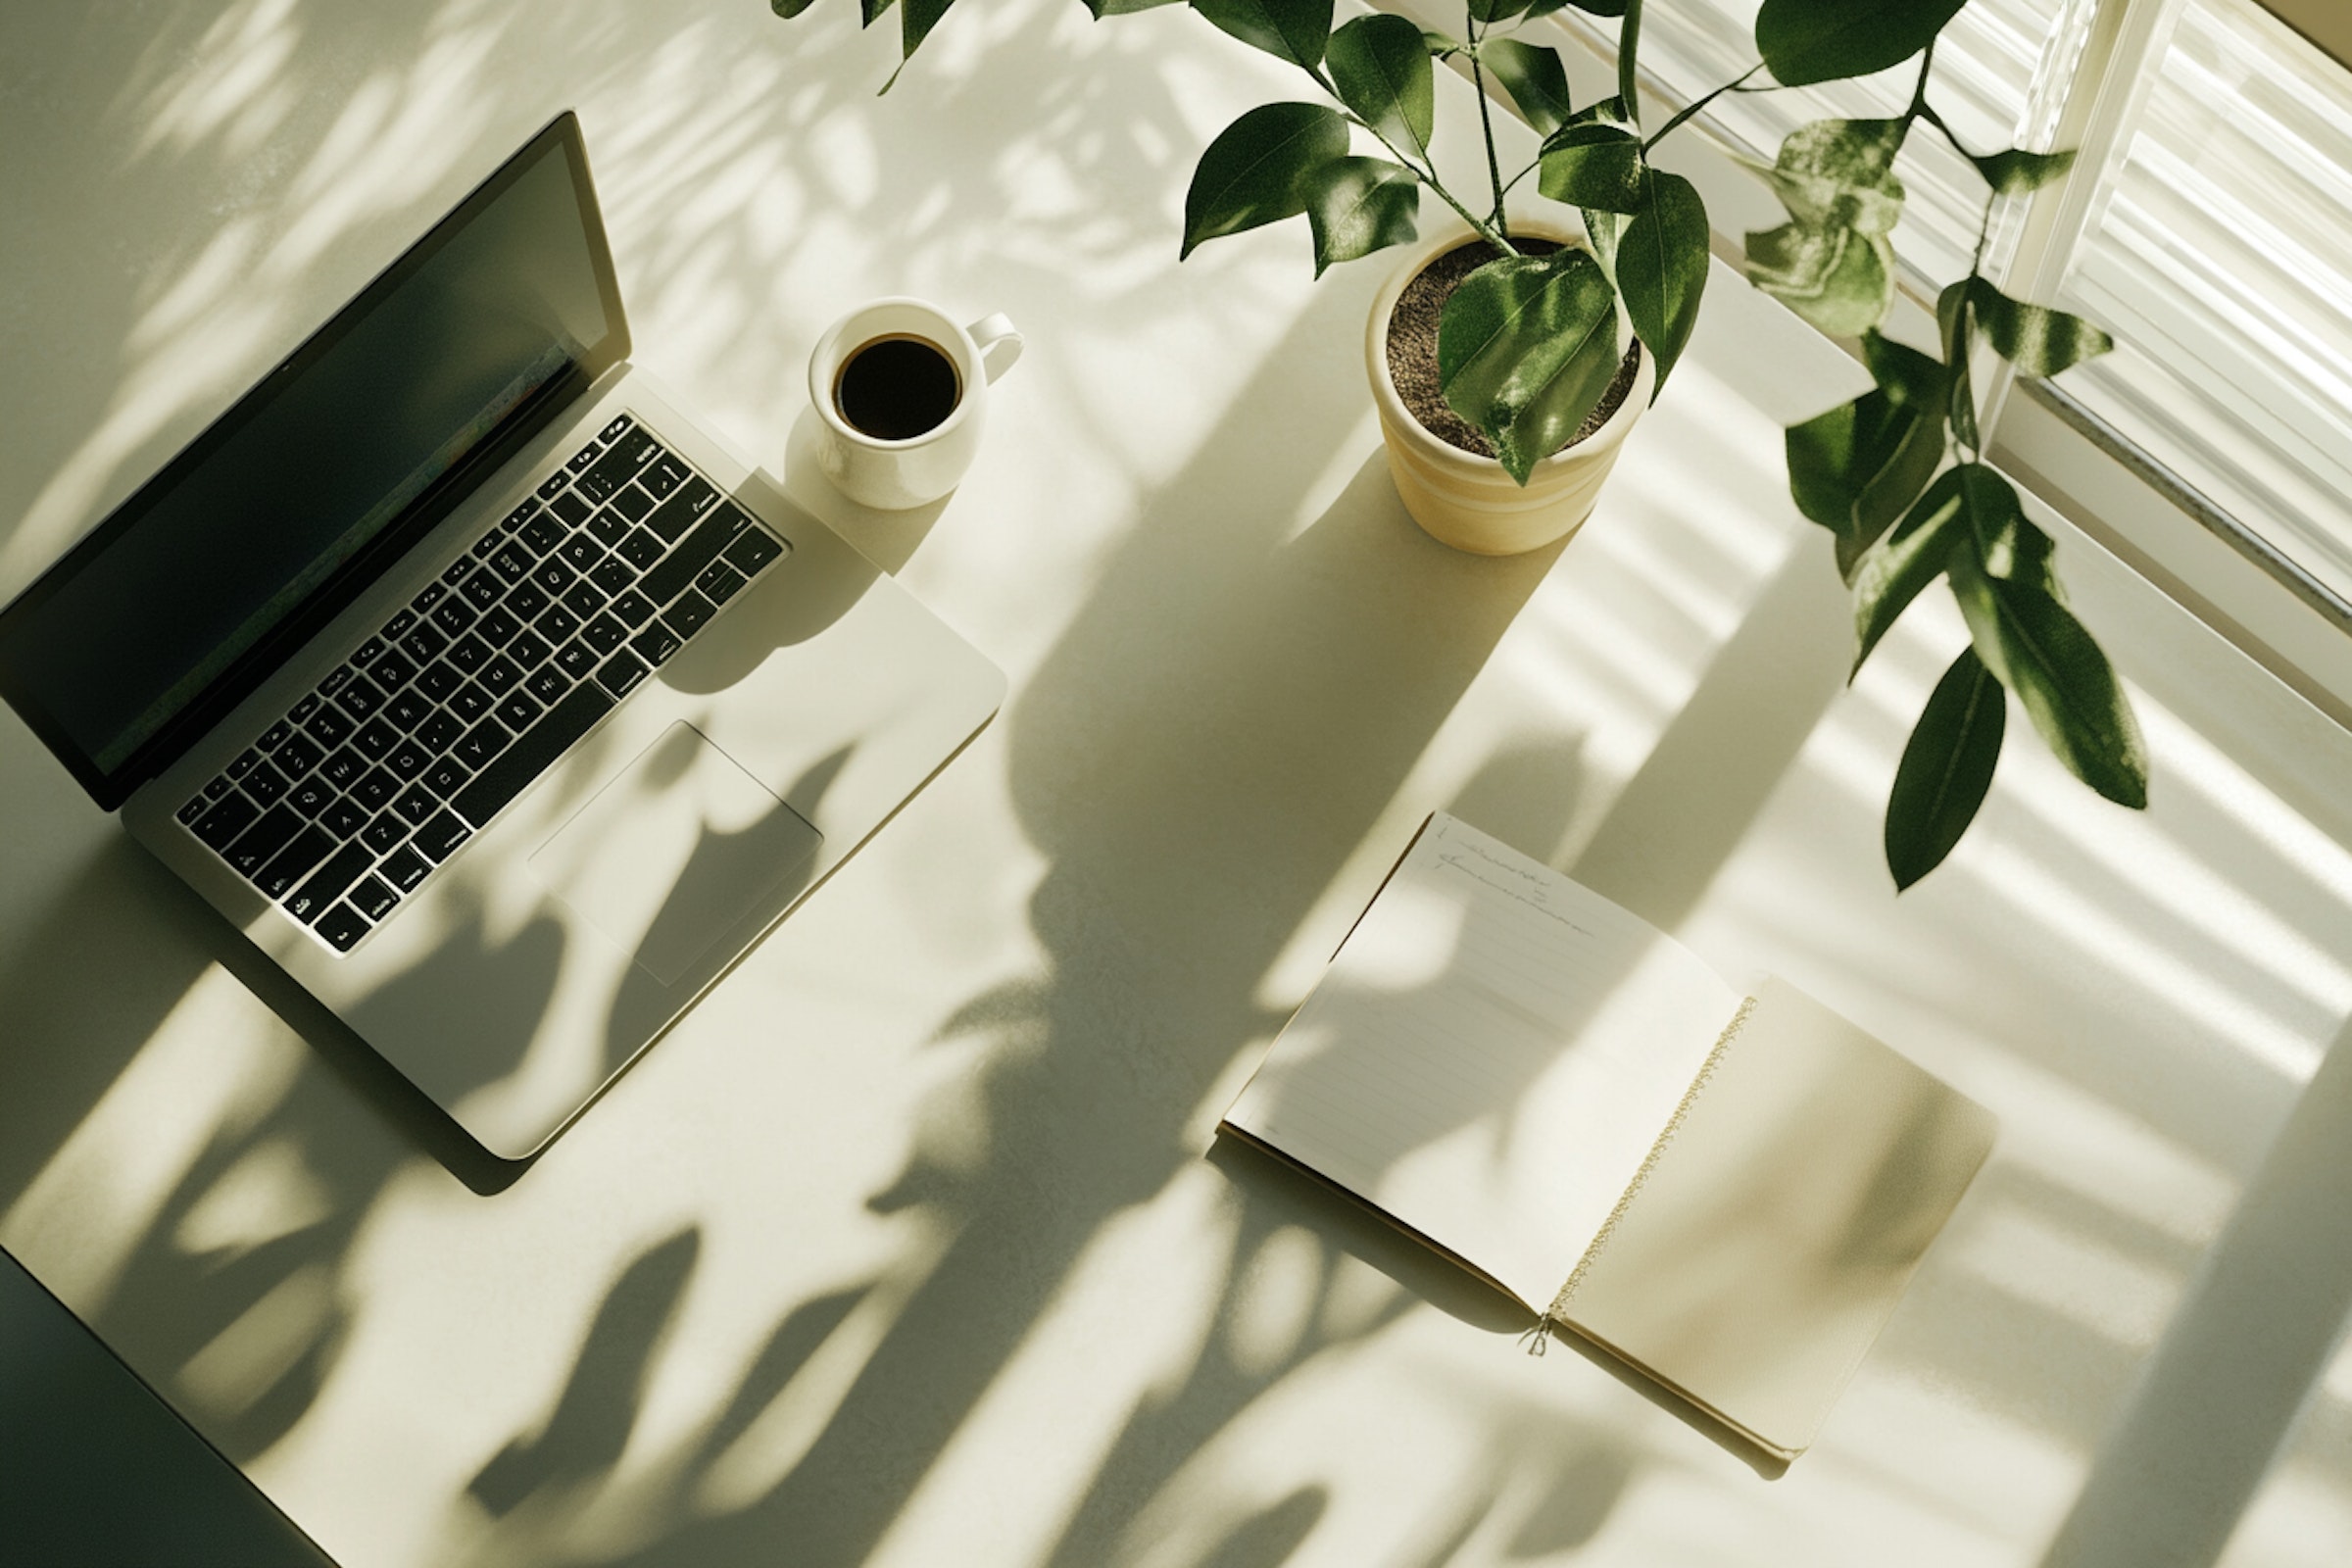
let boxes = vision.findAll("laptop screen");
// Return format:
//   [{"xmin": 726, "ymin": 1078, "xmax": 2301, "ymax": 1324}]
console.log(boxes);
[{"xmin": 0, "ymin": 113, "xmax": 626, "ymax": 808}]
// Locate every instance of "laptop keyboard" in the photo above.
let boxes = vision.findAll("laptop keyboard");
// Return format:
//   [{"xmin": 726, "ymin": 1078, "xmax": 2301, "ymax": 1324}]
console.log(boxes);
[{"xmin": 171, "ymin": 412, "xmax": 787, "ymax": 954}]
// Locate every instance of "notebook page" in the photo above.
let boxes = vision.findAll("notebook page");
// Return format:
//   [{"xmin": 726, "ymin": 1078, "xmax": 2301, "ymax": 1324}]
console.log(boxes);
[{"xmin": 1224, "ymin": 814, "xmax": 1740, "ymax": 1310}]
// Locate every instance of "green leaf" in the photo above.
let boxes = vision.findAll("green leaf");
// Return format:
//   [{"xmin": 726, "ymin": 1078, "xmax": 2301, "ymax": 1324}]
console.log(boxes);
[
  {"xmin": 1852, "ymin": 464, "xmax": 1965, "ymax": 673},
  {"xmin": 1482, "ymin": 39, "xmax": 1574, "ymax": 135},
  {"xmin": 1937, "ymin": 277, "xmax": 1979, "ymax": 452},
  {"xmin": 1328, "ymin": 14, "xmax": 1435, "ymax": 162},
  {"xmin": 1861, "ymin": 327, "xmax": 1947, "ymax": 408},
  {"xmin": 1948, "ymin": 541, "xmax": 2148, "ymax": 808},
  {"xmin": 1422, "ymin": 27, "xmax": 1461, "ymax": 57},
  {"xmin": 1767, "ymin": 118, "xmax": 1907, "ymax": 234},
  {"xmin": 1964, "ymin": 276, "xmax": 2114, "ymax": 378},
  {"xmin": 1971, "ymin": 146, "xmax": 2076, "ymax": 195},
  {"xmin": 1755, "ymin": 0, "xmax": 1970, "ymax": 88},
  {"xmin": 1886, "ymin": 645, "xmax": 2006, "ymax": 890},
  {"xmin": 1538, "ymin": 122, "xmax": 1645, "ymax": 214},
  {"xmin": 903, "ymin": 0, "xmax": 956, "ymax": 59},
  {"xmin": 1181, "ymin": 103, "xmax": 1350, "ymax": 259},
  {"xmin": 1302, "ymin": 157, "xmax": 1420, "ymax": 276},
  {"xmin": 1190, "ymin": 0, "xmax": 1334, "ymax": 71},
  {"xmin": 772, "ymin": 0, "xmax": 818, "ymax": 18},
  {"xmin": 862, "ymin": 0, "xmax": 894, "ymax": 25},
  {"xmin": 1787, "ymin": 383, "xmax": 1941, "ymax": 576},
  {"xmin": 1438, "ymin": 249, "xmax": 1623, "ymax": 485},
  {"xmin": 1772, "ymin": 224, "xmax": 1894, "ymax": 337},
  {"xmin": 1617, "ymin": 169, "xmax": 1709, "ymax": 395},
  {"xmin": 1746, "ymin": 220, "xmax": 1840, "ymax": 295}
]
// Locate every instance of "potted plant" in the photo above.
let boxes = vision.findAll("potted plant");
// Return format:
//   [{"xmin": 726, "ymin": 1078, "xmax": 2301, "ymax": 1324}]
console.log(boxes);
[{"xmin": 771, "ymin": 0, "xmax": 2148, "ymax": 890}]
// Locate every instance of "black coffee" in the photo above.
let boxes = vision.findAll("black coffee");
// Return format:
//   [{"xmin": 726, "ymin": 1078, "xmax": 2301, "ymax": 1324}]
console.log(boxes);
[{"xmin": 835, "ymin": 334, "xmax": 961, "ymax": 440}]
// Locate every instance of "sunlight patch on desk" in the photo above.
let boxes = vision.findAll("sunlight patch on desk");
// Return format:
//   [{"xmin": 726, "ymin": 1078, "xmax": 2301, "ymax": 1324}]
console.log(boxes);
[
  {"xmin": 172, "ymin": 1137, "xmax": 339, "ymax": 1264},
  {"xmin": 128, "ymin": 0, "xmax": 301, "ymax": 163},
  {"xmin": 0, "ymin": 965, "xmax": 302, "ymax": 1314},
  {"xmin": 176, "ymin": 1260, "xmax": 338, "ymax": 1425},
  {"xmin": 1950, "ymin": 1204, "xmax": 2185, "ymax": 1352}
]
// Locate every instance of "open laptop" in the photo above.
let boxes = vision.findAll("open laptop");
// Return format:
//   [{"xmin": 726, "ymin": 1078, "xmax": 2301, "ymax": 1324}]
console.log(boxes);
[{"xmin": 0, "ymin": 112, "xmax": 1004, "ymax": 1159}]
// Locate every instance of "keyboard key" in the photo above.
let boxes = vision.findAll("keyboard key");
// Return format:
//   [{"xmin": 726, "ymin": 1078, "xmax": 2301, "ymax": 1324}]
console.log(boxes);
[
  {"xmin": 205, "ymin": 774, "xmax": 235, "ymax": 800},
  {"xmin": 423, "ymin": 758, "xmax": 470, "ymax": 799},
  {"xmin": 558, "ymin": 535, "xmax": 602, "ymax": 571},
  {"xmin": 590, "ymin": 556, "xmax": 635, "ymax": 595},
  {"xmin": 227, "ymin": 748, "xmax": 262, "ymax": 780},
  {"xmin": 431, "ymin": 595, "xmax": 477, "ymax": 636},
  {"xmin": 193, "ymin": 794, "xmax": 261, "ymax": 852},
  {"xmin": 519, "ymin": 511, "xmax": 567, "ymax": 555},
  {"xmin": 386, "ymin": 689, "xmax": 433, "ymax": 732},
  {"xmin": 537, "ymin": 603, "xmax": 583, "ymax": 644},
  {"xmin": 381, "ymin": 609, "xmax": 416, "ymax": 642},
  {"xmin": 452, "ymin": 716, "xmax": 513, "ymax": 772},
  {"xmin": 400, "ymin": 622, "xmax": 449, "ymax": 665},
  {"xmin": 581, "ymin": 614, "xmax": 627, "ymax": 655},
  {"xmin": 445, "ymin": 634, "xmax": 491, "ymax": 675},
  {"xmin": 379, "ymin": 847, "xmax": 430, "ymax": 893},
  {"xmin": 369, "ymin": 650, "xmax": 416, "ymax": 691},
  {"xmin": 441, "ymin": 555, "xmax": 475, "ymax": 586},
  {"xmin": 642, "ymin": 454, "xmax": 688, "ymax": 499},
  {"xmin": 475, "ymin": 606, "xmax": 523, "ymax": 648},
  {"xmin": 318, "ymin": 665, "xmax": 355, "ymax": 699},
  {"xmin": 662, "ymin": 589, "xmax": 716, "ymax": 638},
  {"xmin": 393, "ymin": 782, "xmax": 441, "ymax": 825},
  {"xmin": 617, "ymin": 528, "xmax": 664, "ymax": 570},
  {"xmin": 336, "ymin": 673, "xmax": 387, "ymax": 721},
  {"xmin": 273, "ymin": 731, "xmax": 323, "ymax": 779},
  {"xmin": 318, "ymin": 747, "xmax": 367, "ymax": 790},
  {"xmin": 566, "ymin": 439, "xmax": 602, "ymax": 473},
  {"xmin": 305, "ymin": 701, "xmax": 355, "ymax": 749},
  {"xmin": 505, "ymin": 495, "xmax": 542, "ymax": 529},
  {"xmin": 611, "ymin": 590, "xmax": 657, "ymax": 629},
  {"xmin": 646, "ymin": 486, "xmax": 707, "ymax": 544},
  {"xmin": 697, "ymin": 562, "xmax": 748, "ymax": 605},
  {"xmin": 506, "ymin": 580, "xmax": 552, "ymax": 621},
  {"xmin": 578, "ymin": 429, "xmax": 661, "ymax": 503},
  {"xmin": 493, "ymin": 690, "xmax": 543, "ymax": 732},
  {"xmin": 724, "ymin": 526, "xmax": 785, "ymax": 575},
  {"xmin": 612, "ymin": 485, "xmax": 655, "ymax": 524},
  {"xmin": 588, "ymin": 508, "xmax": 632, "ymax": 548},
  {"xmin": 451, "ymin": 683, "xmax": 615, "ymax": 829},
  {"xmin": 259, "ymin": 719, "xmax": 293, "ymax": 753},
  {"xmin": 243, "ymin": 760, "xmax": 290, "ymax": 808},
  {"xmin": 463, "ymin": 568, "xmax": 506, "ymax": 608},
  {"xmin": 415, "ymin": 710, "xmax": 464, "ymax": 754},
  {"xmin": 489, "ymin": 542, "xmax": 534, "ymax": 584},
  {"xmin": 476, "ymin": 655, "xmax": 521, "ymax": 698},
  {"xmin": 353, "ymin": 717, "xmax": 402, "ymax": 761},
  {"xmin": 176, "ymin": 794, "xmax": 210, "ymax": 826},
  {"xmin": 352, "ymin": 636, "xmax": 386, "ymax": 668},
  {"xmin": 508, "ymin": 630, "xmax": 552, "ymax": 669},
  {"xmin": 596, "ymin": 651, "xmax": 650, "ymax": 698},
  {"xmin": 561, "ymin": 579, "xmax": 606, "ymax": 620},
  {"xmin": 385, "ymin": 738, "xmax": 430, "ymax": 780},
  {"xmin": 524, "ymin": 664, "xmax": 569, "ymax": 706},
  {"xmin": 471, "ymin": 526, "xmax": 507, "ymax": 561},
  {"xmin": 411, "ymin": 581, "xmax": 447, "ymax": 613},
  {"xmin": 600, "ymin": 412, "xmax": 634, "ymax": 442},
  {"xmin": 318, "ymin": 796, "xmax": 368, "ymax": 840},
  {"xmin": 286, "ymin": 843, "xmax": 373, "ymax": 924},
  {"xmin": 549, "ymin": 490, "xmax": 593, "ymax": 527},
  {"xmin": 643, "ymin": 504, "xmax": 751, "ymax": 604},
  {"xmin": 536, "ymin": 470, "xmax": 570, "ymax": 502},
  {"xmin": 255, "ymin": 826, "xmax": 334, "ymax": 899},
  {"xmin": 413, "ymin": 809, "xmax": 474, "ymax": 862},
  {"xmin": 449, "ymin": 683, "xmax": 494, "ymax": 724},
  {"xmin": 553, "ymin": 639, "xmax": 599, "ymax": 679},
  {"xmin": 531, "ymin": 556, "xmax": 576, "ymax": 597},
  {"xmin": 416, "ymin": 664, "xmax": 466, "ymax": 709},
  {"xmin": 351, "ymin": 767, "xmax": 400, "ymax": 813},
  {"xmin": 286, "ymin": 776, "xmax": 336, "ymax": 819},
  {"xmin": 360, "ymin": 811, "xmax": 410, "ymax": 855},
  {"xmin": 316, "ymin": 904, "xmax": 371, "ymax": 953},
  {"xmin": 348, "ymin": 876, "xmax": 400, "ymax": 923},
  {"xmin": 629, "ymin": 622, "xmax": 683, "ymax": 666},
  {"xmin": 289, "ymin": 694, "xmax": 320, "ymax": 724}
]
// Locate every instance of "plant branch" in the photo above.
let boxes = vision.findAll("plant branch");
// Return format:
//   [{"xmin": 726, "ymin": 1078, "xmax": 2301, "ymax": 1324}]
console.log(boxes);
[
  {"xmin": 1641, "ymin": 62, "xmax": 1762, "ymax": 155},
  {"xmin": 1321, "ymin": 57, "xmax": 1515, "ymax": 258},
  {"xmin": 1466, "ymin": 24, "xmax": 1510, "ymax": 228},
  {"xmin": 1618, "ymin": 0, "xmax": 1644, "ymax": 126}
]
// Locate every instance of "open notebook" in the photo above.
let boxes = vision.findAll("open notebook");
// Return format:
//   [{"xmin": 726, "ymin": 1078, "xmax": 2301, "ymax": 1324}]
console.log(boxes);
[{"xmin": 1221, "ymin": 812, "xmax": 1996, "ymax": 1461}]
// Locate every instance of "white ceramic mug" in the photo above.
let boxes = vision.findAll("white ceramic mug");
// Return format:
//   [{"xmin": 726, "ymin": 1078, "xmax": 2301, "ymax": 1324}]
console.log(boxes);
[{"xmin": 807, "ymin": 299, "xmax": 1022, "ymax": 510}]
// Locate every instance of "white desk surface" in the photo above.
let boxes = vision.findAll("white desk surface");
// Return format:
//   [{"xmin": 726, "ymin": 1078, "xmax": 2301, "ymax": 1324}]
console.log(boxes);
[{"xmin": 6, "ymin": 3, "xmax": 2352, "ymax": 1565}]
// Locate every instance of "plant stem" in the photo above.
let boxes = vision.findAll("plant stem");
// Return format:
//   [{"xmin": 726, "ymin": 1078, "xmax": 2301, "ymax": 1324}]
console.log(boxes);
[
  {"xmin": 1316, "ymin": 60, "xmax": 1517, "ymax": 258},
  {"xmin": 1466, "ymin": 21, "xmax": 1510, "ymax": 230},
  {"xmin": 1618, "ymin": 0, "xmax": 1644, "ymax": 125},
  {"xmin": 1641, "ymin": 62, "xmax": 1762, "ymax": 155}
]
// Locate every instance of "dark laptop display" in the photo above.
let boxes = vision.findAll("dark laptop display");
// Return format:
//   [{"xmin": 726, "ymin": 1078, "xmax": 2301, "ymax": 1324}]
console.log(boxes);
[{"xmin": 0, "ymin": 113, "xmax": 626, "ymax": 808}]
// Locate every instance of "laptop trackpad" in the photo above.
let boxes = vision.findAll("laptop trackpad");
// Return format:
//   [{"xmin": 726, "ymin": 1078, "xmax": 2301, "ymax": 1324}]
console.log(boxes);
[{"xmin": 528, "ymin": 722, "xmax": 821, "ymax": 987}]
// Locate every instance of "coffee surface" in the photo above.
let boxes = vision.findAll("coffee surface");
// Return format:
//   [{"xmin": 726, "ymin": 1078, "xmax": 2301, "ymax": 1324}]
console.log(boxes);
[{"xmin": 836, "ymin": 335, "xmax": 960, "ymax": 441}]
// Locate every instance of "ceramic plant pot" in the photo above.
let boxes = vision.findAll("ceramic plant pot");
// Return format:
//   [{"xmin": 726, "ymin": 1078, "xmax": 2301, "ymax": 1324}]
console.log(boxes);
[{"xmin": 1366, "ymin": 218, "xmax": 1654, "ymax": 557}]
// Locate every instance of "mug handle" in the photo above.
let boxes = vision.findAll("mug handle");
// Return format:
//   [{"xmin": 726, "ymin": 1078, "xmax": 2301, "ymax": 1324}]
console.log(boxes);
[{"xmin": 966, "ymin": 313, "xmax": 1024, "ymax": 384}]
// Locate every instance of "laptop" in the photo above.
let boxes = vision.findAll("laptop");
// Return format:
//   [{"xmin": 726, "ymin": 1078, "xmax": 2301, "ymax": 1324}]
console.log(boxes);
[{"xmin": 0, "ymin": 112, "xmax": 1004, "ymax": 1159}]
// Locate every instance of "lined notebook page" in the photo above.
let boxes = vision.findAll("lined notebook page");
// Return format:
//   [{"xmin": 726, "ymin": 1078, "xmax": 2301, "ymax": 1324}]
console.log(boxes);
[{"xmin": 1224, "ymin": 814, "xmax": 1740, "ymax": 1310}]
